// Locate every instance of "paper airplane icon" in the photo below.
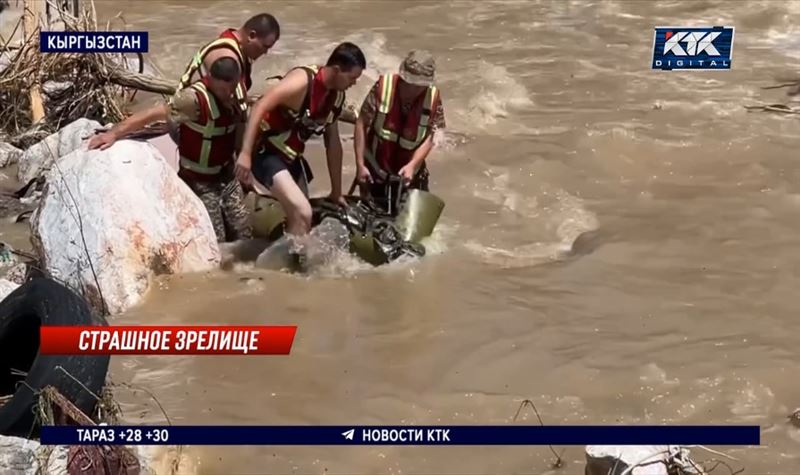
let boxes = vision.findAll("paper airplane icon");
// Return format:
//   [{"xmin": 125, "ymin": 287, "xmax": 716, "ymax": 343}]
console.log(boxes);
[{"xmin": 342, "ymin": 429, "xmax": 355, "ymax": 440}]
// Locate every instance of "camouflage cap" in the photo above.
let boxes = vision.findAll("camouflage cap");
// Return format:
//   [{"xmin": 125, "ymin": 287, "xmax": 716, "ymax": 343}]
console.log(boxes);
[{"xmin": 398, "ymin": 50, "xmax": 436, "ymax": 87}]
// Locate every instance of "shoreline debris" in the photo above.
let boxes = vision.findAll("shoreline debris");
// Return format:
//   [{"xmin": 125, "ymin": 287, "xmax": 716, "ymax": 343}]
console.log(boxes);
[
  {"xmin": 1, "ymin": 0, "xmax": 357, "ymax": 149},
  {"xmin": 744, "ymin": 76, "xmax": 800, "ymax": 116},
  {"xmin": 0, "ymin": 0, "xmax": 141, "ymax": 148}
]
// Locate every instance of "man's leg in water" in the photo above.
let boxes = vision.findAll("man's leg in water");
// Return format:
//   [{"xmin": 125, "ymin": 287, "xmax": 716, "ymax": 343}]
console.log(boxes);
[
  {"xmin": 251, "ymin": 151, "xmax": 313, "ymax": 268},
  {"xmin": 184, "ymin": 177, "xmax": 226, "ymax": 242},
  {"xmin": 269, "ymin": 169, "xmax": 312, "ymax": 242},
  {"xmin": 220, "ymin": 170, "xmax": 253, "ymax": 241}
]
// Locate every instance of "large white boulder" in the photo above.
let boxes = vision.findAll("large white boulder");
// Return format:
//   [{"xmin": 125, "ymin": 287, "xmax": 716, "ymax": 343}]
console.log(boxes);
[
  {"xmin": 30, "ymin": 139, "xmax": 220, "ymax": 315},
  {"xmin": 17, "ymin": 118, "xmax": 103, "ymax": 184},
  {"xmin": 144, "ymin": 132, "xmax": 179, "ymax": 172}
]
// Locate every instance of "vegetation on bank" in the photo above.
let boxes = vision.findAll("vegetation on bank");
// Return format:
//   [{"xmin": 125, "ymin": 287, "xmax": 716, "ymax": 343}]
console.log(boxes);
[{"xmin": 0, "ymin": 1, "xmax": 156, "ymax": 148}]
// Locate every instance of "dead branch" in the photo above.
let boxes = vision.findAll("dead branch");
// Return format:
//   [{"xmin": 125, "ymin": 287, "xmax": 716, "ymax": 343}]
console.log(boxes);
[
  {"xmin": 37, "ymin": 385, "xmax": 143, "ymax": 474},
  {"xmin": 110, "ymin": 380, "xmax": 172, "ymax": 425},
  {"xmin": 0, "ymin": 2, "xmax": 138, "ymax": 145},
  {"xmin": 743, "ymin": 103, "xmax": 800, "ymax": 115},
  {"xmin": 513, "ymin": 399, "xmax": 565, "ymax": 470},
  {"xmin": 761, "ymin": 79, "xmax": 800, "ymax": 96},
  {"xmin": 106, "ymin": 67, "xmax": 176, "ymax": 95}
]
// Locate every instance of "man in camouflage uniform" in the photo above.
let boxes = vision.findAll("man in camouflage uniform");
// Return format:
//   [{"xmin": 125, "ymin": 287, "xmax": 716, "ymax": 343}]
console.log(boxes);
[
  {"xmin": 353, "ymin": 49, "xmax": 446, "ymax": 210},
  {"xmin": 87, "ymin": 57, "xmax": 252, "ymax": 243},
  {"xmin": 166, "ymin": 84, "xmax": 252, "ymax": 242}
]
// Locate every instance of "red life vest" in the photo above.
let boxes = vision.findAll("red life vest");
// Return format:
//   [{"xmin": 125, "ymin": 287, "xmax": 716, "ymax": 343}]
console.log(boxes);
[
  {"xmin": 177, "ymin": 28, "xmax": 252, "ymax": 114},
  {"xmin": 177, "ymin": 79, "xmax": 239, "ymax": 182},
  {"xmin": 364, "ymin": 74, "xmax": 439, "ymax": 178},
  {"xmin": 258, "ymin": 65, "xmax": 345, "ymax": 163}
]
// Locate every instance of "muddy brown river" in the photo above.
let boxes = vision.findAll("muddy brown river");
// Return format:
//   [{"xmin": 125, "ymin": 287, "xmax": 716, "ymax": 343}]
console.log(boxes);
[{"xmin": 4, "ymin": 0, "xmax": 800, "ymax": 473}]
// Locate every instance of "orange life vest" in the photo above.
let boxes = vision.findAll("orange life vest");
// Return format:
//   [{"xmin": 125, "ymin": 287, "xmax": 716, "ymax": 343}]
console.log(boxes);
[
  {"xmin": 177, "ymin": 80, "xmax": 239, "ymax": 182},
  {"xmin": 258, "ymin": 65, "xmax": 345, "ymax": 163},
  {"xmin": 363, "ymin": 74, "xmax": 439, "ymax": 179},
  {"xmin": 178, "ymin": 28, "xmax": 252, "ymax": 114}
]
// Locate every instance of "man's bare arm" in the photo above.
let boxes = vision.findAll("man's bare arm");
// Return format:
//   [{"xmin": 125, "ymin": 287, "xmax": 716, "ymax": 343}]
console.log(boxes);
[
  {"xmin": 407, "ymin": 134, "xmax": 434, "ymax": 169},
  {"xmin": 234, "ymin": 69, "xmax": 309, "ymax": 184},
  {"xmin": 87, "ymin": 104, "xmax": 168, "ymax": 150},
  {"xmin": 406, "ymin": 101, "xmax": 445, "ymax": 170},
  {"xmin": 353, "ymin": 115, "xmax": 367, "ymax": 168}
]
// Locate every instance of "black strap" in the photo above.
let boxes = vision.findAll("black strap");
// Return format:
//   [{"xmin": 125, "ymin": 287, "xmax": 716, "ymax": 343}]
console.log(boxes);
[
  {"xmin": 264, "ymin": 66, "xmax": 314, "ymax": 118},
  {"xmin": 284, "ymin": 66, "xmax": 314, "ymax": 119},
  {"xmin": 299, "ymin": 67, "xmax": 314, "ymax": 117},
  {"xmin": 330, "ymin": 92, "xmax": 345, "ymax": 122}
]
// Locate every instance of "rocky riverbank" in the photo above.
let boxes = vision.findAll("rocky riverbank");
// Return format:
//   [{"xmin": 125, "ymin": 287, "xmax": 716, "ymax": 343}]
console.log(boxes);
[
  {"xmin": 0, "ymin": 119, "xmax": 205, "ymax": 474},
  {"xmin": 0, "ymin": 119, "xmax": 220, "ymax": 316}
]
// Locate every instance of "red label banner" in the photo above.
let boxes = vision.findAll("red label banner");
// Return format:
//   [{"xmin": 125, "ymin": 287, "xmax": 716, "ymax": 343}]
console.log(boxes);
[{"xmin": 39, "ymin": 326, "xmax": 297, "ymax": 355}]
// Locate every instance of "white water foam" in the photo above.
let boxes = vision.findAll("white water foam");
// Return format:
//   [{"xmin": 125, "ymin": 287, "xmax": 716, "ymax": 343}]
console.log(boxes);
[
  {"xmin": 465, "ymin": 170, "xmax": 599, "ymax": 267},
  {"xmin": 457, "ymin": 61, "xmax": 533, "ymax": 132},
  {"xmin": 224, "ymin": 219, "xmax": 454, "ymax": 280}
]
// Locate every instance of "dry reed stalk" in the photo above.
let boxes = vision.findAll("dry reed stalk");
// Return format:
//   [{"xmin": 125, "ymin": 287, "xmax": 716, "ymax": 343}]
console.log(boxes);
[{"xmin": 0, "ymin": 0, "xmax": 139, "ymax": 147}]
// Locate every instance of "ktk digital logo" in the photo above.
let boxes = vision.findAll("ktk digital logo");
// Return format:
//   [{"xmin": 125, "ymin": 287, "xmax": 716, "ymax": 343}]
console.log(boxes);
[{"xmin": 652, "ymin": 26, "xmax": 734, "ymax": 70}]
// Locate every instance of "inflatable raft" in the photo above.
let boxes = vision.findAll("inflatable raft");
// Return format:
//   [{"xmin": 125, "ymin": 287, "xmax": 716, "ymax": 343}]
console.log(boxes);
[{"xmin": 251, "ymin": 185, "xmax": 445, "ymax": 266}]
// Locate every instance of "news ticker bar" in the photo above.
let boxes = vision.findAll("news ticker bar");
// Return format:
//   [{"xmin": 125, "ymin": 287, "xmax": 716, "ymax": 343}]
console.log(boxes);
[
  {"xmin": 41, "ymin": 425, "xmax": 760, "ymax": 446},
  {"xmin": 40, "ymin": 32, "xmax": 148, "ymax": 53},
  {"xmin": 39, "ymin": 326, "xmax": 297, "ymax": 355}
]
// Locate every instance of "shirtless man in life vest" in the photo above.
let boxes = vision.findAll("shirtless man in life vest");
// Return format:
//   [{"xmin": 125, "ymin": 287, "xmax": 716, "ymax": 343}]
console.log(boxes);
[
  {"xmin": 235, "ymin": 42, "xmax": 366, "ymax": 256},
  {"xmin": 87, "ymin": 57, "xmax": 248, "ymax": 243},
  {"xmin": 353, "ymin": 50, "xmax": 446, "ymax": 214}
]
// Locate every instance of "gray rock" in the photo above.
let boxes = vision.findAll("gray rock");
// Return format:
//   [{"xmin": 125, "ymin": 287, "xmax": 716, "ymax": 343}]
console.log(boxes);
[
  {"xmin": 0, "ymin": 435, "xmax": 69, "ymax": 474},
  {"xmin": 0, "ymin": 278, "xmax": 19, "ymax": 301},
  {"xmin": 0, "ymin": 52, "xmax": 10, "ymax": 75},
  {"xmin": 17, "ymin": 118, "xmax": 103, "ymax": 184},
  {"xmin": 584, "ymin": 445, "xmax": 703, "ymax": 475},
  {"xmin": 0, "ymin": 142, "xmax": 22, "ymax": 168},
  {"xmin": 3, "ymin": 262, "xmax": 28, "ymax": 285},
  {"xmin": 42, "ymin": 81, "xmax": 74, "ymax": 98}
]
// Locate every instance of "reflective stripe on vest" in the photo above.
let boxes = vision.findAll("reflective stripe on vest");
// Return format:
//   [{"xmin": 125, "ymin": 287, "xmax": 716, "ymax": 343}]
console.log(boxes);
[
  {"xmin": 178, "ymin": 37, "xmax": 248, "ymax": 113},
  {"xmin": 364, "ymin": 74, "xmax": 438, "ymax": 175},
  {"xmin": 371, "ymin": 74, "xmax": 437, "ymax": 149},
  {"xmin": 179, "ymin": 82, "xmax": 237, "ymax": 175},
  {"xmin": 266, "ymin": 130, "xmax": 299, "ymax": 160},
  {"xmin": 259, "ymin": 65, "xmax": 345, "ymax": 160}
]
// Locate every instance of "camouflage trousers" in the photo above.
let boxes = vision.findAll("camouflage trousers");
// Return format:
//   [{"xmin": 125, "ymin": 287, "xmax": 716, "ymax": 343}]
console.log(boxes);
[{"xmin": 183, "ymin": 169, "xmax": 252, "ymax": 243}]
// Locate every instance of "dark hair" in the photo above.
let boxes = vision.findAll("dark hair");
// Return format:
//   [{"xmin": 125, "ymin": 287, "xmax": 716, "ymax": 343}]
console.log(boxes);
[
  {"xmin": 209, "ymin": 57, "xmax": 241, "ymax": 82},
  {"xmin": 244, "ymin": 13, "xmax": 280, "ymax": 40},
  {"xmin": 326, "ymin": 42, "xmax": 366, "ymax": 72}
]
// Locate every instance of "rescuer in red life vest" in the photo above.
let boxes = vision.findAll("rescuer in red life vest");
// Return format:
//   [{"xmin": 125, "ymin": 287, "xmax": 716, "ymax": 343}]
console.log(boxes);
[
  {"xmin": 235, "ymin": 42, "xmax": 366, "ymax": 247},
  {"xmin": 177, "ymin": 13, "xmax": 281, "ymax": 118},
  {"xmin": 87, "ymin": 57, "xmax": 249, "ymax": 243},
  {"xmin": 353, "ymin": 50, "xmax": 446, "ymax": 213}
]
